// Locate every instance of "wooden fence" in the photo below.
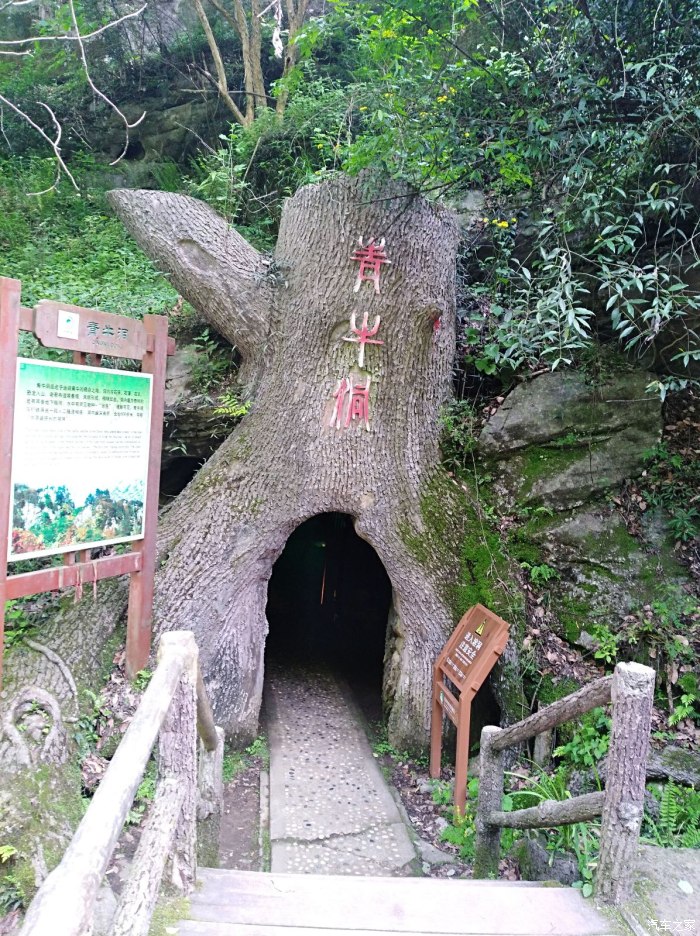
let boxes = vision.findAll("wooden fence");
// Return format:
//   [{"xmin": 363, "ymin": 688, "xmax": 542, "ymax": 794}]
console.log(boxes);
[
  {"xmin": 18, "ymin": 631, "xmax": 224, "ymax": 936},
  {"xmin": 473, "ymin": 661, "xmax": 655, "ymax": 905}
]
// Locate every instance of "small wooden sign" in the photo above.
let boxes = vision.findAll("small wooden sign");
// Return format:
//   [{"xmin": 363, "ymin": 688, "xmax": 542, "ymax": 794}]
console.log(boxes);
[
  {"xmin": 34, "ymin": 300, "xmax": 149, "ymax": 360},
  {"xmin": 430, "ymin": 604, "xmax": 509, "ymax": 816}
]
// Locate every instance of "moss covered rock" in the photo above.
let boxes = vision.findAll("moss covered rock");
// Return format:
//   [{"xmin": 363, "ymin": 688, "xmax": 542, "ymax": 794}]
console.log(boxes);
[
  {"xmin": 527, "ymin": 506, "xmax": 688, "ymax": 643},
  {"xmin": 479, "ymin": 369, "xmax": 662, "ymax": 510}
]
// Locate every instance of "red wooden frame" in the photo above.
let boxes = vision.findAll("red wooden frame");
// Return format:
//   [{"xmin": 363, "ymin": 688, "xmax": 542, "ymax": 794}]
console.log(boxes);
[{"xmin": 0, "ymin": 277, "xmax": 175, "ymax": 684}]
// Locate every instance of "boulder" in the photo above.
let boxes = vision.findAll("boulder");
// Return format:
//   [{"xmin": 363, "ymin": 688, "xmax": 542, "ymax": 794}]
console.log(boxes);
[
  {"xmin": 527, "ymin": 506, "xmax": 688, "ymax": 641},
  {"xmin": 479, "ymin": 369, "xmax": 662, "ymax": 509}
]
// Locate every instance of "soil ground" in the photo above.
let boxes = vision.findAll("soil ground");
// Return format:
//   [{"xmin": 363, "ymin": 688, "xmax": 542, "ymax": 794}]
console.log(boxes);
[{"xmin": 219, "ymin": 763, "xmax": 261, "ymax": 872}]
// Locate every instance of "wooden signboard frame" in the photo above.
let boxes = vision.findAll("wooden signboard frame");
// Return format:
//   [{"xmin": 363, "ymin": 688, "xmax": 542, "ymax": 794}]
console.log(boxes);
[
  {"xmin": 0, "ymin": 277, "xmax": 175, "ymax": 684},
  {"xmin": 429, "ymin": 603, "xmax": 509, "ymax": 816}
]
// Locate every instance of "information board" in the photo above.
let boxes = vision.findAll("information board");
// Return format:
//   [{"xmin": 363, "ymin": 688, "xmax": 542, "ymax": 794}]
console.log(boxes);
[
  {"xmin": 9, "ymin": 359, "xmax": 153, "ymax": 561},
  {"xmin": 0, "ymin": 276, "xmax": 173, "ymax": 684},
  {"xmin": 430, "ymin": 604, "xmax": 509, "ymax": 816}
]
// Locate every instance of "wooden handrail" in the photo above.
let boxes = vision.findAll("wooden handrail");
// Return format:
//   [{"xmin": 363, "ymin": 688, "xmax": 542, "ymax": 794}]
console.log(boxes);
[
  {"xmin": 473, "ymin": 662, "xmax": 655, "ymax": 907},
  {"xmin": 19, "ymin": 631, "xmax": 224, "ymax": 936},
  {"xmin": 489, "ymin": 675, "xmax": 613, "ymax": 752},
  {"xmin": 487, "ymin": 791, "xmax": 605, "ymax": 829}
]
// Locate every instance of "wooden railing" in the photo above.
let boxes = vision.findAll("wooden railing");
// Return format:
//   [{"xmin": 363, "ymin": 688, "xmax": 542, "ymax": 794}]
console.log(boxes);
[
  {"xmin": 473, "ymin": 661, "xmax": 655, "ymax": 906},
  {"xmin": 19, "ymin": 631, "xmax": 224, "ymax": 936}
]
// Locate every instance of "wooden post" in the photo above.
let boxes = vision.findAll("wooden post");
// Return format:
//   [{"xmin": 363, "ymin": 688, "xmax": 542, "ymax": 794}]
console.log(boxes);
[
  {"xmin": 18, "ymin": 636, "xmax": 189, "ymax": 936},
  {"xmin": 0, "ymin": 278, "xmax": 21, "ymax": 687},
  {"xmin": 596, "ymin": 662, "xmax": 655, "ymax": 905},
  {"xmin": 533, "ymin": 726, "xmax": 553, "ymax": 768},
  {"xmin": 110, "ymin": 778, "xmax": 186, "ymax": 936},
  {"xmin": 453, "ymin": 699, "xmax": 472, "ymax": 818},
  {"xmin": 197, "ymin": 726, "xmax": 225, "ymax": 867},
  {"xmin": 473, "ymin": 725, "xmax": 505, "ymax": 879},
  {"xmin": 158, "ymin": 631, "xmax": 199, "ymax": 893},
  {"xmin": 126, "ymin": 314, "xmax": 170, "ymax": 678}
]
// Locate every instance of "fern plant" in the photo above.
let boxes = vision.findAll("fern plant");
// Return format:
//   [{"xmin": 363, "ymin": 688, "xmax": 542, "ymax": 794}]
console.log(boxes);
[{"xmin": 644, "ymin": 781, "xmax": 700, "ymax": 847}]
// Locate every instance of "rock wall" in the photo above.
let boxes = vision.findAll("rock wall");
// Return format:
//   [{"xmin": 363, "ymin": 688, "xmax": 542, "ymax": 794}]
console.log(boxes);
[{"xmin": 478, "ymin": 366, "xmax": 692, "ymax": 648}]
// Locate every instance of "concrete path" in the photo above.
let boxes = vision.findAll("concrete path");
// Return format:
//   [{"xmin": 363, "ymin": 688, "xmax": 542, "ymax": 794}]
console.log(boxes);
[{"xmin": 265, "ymin": 665, "xmax": 417, "ymax": 876}]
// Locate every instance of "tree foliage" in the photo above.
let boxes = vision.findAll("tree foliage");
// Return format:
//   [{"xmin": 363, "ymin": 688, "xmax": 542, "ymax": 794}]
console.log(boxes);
[
  {"xmin": 0, "ymin": 0, "xmax": 152, "ymax": 189},
  {"xmin": 3, "ymin": 0, "xmax": 700, "ymax": 385},
  {"xmin": 320, "ymin": 0, "xmax": 700, "ymax": 381}
]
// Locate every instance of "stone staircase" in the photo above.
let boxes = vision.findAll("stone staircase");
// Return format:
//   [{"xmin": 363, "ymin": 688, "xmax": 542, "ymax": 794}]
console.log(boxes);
[{"xmin": 176, "ymin": 868, "xmax": 620, "ymax": 936}]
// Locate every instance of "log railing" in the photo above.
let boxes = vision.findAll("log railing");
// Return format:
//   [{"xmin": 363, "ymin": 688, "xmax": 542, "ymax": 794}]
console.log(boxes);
[
  {"xmin": 19, "ymin": 631, "xmax": 224, "ymax": 936},
  {"xmin": 473, "ymin": 661, "xmax": 655, "ymax": 906}
]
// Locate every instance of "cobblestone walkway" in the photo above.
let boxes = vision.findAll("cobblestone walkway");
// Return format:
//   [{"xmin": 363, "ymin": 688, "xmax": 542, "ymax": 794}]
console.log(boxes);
[{"xmin": 265, "ymin": 665, "xmax": 417, "ymax": 876}]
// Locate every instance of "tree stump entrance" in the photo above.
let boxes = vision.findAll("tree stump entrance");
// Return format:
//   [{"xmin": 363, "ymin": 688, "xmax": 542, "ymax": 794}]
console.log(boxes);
[
  {"xmin": 265, "ymin": 512, "xmax": 392, "ymax": 696},
  {"xmin": 107, "ymin": 173, "xmax": 519, "ymax": 751}
]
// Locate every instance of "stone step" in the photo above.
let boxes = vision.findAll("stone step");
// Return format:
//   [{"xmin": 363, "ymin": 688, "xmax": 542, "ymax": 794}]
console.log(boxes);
[{"xmin": 175, "ymin": 868, "xmax": 618, "ymax": 936}]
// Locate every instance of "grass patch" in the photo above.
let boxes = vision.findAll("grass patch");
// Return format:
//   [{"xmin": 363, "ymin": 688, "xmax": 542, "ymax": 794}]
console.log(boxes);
[
  {"xmin": 223, "ymin": 735, "xmax": 269, "ymax": 782},
  {"xmin": 148, "ymin": 895, "xmax": 190, "ymax": 936}
]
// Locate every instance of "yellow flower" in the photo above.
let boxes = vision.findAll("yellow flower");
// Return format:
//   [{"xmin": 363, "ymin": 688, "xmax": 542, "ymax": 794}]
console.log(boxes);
[
  {"xmin": 359, "ymin": 106, "xmax": 368, "ymax": 112},
  {"xmin": 449, "ymin": 87, "xmax": 456, "ymax": 94},
  {"xmin": 437, "ymin": 95, "xmax": 448, "ymax": 103}
]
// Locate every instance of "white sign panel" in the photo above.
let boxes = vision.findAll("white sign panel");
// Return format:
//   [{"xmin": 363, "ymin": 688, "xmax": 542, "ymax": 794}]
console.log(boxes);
[
  {"xmin": 9, "ymin": 359, "xmax": 153, "ymax": 561},
  {"xmin": 56, "ymin": 310, "xmax": 80, "ymax": 341}
]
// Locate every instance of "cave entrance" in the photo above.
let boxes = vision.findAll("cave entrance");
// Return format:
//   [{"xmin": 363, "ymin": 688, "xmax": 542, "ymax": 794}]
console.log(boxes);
[{"xmin": 265, "ymin": 513, "xmax": 392, "ymax": 712}]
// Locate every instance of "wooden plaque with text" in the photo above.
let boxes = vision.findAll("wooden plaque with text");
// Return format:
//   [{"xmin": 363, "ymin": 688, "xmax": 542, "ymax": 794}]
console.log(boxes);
[{"xmin": 430, "ymin": 604, "xmax": 509, "ymax": 816}]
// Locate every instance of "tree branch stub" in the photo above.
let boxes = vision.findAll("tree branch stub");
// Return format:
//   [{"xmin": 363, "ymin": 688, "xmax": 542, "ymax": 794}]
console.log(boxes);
[{"xmin": 106, "ymin": 190, "xmax": 272, "ymax": 384}]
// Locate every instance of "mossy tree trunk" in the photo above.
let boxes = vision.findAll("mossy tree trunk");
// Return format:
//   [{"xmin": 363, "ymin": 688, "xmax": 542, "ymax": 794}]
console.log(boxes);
[{"xmin": 107, "ymin": 174, "xmax": 506, "ymax": 749}]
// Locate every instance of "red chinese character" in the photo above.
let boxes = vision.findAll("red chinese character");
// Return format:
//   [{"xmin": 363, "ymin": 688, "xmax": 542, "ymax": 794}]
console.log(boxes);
[
  {"xmin": 329, "ymin": 375, "xmax": 372, "ymax": 430},
  {"xmin": 345, "ymin": 376, "xmax": 371, "ymax": 430},
  {"xmin": 351, "ymin": 237, "xmax": 390, "ymax": 294},
  {"xmin": 343, "ymin": 310, "xmax": 384, "ymax": 367},
  {"xmin": 330, "ymin": 376, "xmax": 351, "ymax": 429}
]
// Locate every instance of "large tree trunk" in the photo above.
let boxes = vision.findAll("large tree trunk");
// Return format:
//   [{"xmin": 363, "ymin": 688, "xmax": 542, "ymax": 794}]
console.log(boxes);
[{"xmin": 108, "ymin": 175, "xmax": 470, "ymax": 749}]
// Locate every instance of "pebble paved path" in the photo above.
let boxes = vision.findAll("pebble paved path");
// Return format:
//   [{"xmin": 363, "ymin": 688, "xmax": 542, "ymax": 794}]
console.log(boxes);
[{"xmin": 265, "ymin": 664, "xmax": 417, "ymax": 876}]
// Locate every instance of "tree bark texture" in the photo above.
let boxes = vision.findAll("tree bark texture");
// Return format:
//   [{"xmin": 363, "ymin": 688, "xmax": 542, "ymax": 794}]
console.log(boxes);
[
  {"xmin": 108, "ymin": 174, "xmax": 465, "ymax": 750},
  {"xmin": 596, "ymin": 662, "xmax": 654, "ymax": 906}
]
